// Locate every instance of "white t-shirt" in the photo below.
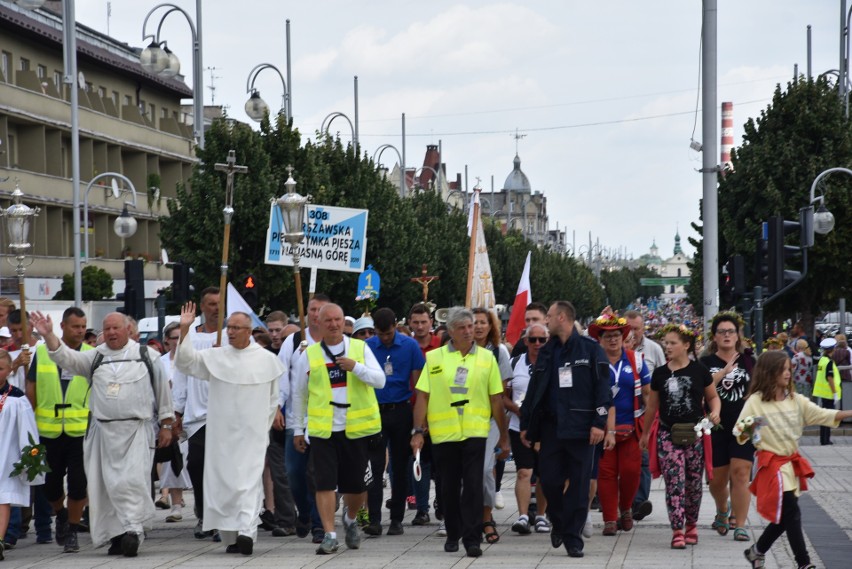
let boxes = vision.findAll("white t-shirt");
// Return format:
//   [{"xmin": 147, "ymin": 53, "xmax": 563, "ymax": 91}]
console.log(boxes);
[{"xmin": 507, "ymin": 353, "xmax": 532, "ymax": 432}]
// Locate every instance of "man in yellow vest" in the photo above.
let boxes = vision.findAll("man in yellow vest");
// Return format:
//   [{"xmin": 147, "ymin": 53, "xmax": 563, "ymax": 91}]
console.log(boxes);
[
  {"xmin": 814, "ymin": 337, "xmax": 841, "ymax": 445},
  {"xmin": 410, "ymin": 307, "xmax": 509, "ymax": 558},
  {"xmin": 291, "ymin": 303, "xmax": 385, "ymax": 555},
  {"xmin": 25, "ymin": 307, "xmax": 91, "ymax": 554}
]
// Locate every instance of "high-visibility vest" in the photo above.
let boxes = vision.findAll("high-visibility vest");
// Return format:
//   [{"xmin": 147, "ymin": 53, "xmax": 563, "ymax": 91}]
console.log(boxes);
[
  {"xmin": 306, "ymin": 339, "xmax": 380, "ymax": 439},
  {"xmin": 422, "ymin": 346, "xmax": 495, "ymax": 444},
  {"xmin": 34, "ymin": 343, "xmax": 93, "ymax": 438},
  {"xmin": 813, "ymin": 355, "xmax": 841, "ymax": 399}
]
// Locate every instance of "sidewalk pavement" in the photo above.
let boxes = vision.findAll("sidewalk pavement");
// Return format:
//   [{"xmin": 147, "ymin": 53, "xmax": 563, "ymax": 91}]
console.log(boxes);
[{"xmin": 2, "ymin": 436, "xmax": 850, "ymax": 568}]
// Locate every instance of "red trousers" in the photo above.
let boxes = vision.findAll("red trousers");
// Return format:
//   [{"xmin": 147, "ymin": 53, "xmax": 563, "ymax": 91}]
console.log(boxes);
[{"xmin": 598, "ymin": 431, "xmax": 641, "ymax": 522}]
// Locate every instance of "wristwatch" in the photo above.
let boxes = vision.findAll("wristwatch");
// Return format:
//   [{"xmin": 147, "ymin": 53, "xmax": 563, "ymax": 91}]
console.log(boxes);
[
  {"xmin": 161, "ymin": 423, "xmax": 174, "ymax": 430},
  {"xmin": 411, "ymin": 427, "xmax": 426, "ymax": 435}
]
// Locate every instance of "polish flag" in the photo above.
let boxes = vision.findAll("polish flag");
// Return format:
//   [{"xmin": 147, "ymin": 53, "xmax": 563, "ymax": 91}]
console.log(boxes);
[{"xmin": 505, "ymin": 252, "xmax": 532, "ymax": 346}]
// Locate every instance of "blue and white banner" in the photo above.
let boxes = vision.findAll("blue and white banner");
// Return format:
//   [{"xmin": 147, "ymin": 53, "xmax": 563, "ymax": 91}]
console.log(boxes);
[{"xmin": 264, "ymin": 203, "xmax": 369, "ymax": 273}]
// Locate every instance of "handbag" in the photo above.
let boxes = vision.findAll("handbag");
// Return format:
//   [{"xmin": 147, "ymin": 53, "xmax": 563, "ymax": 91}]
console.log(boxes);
[
  {"xmin": 154, "ymin": 438, "xmax": 184, "ymax": 477},
  {"xmin": 670, "ymin": 422, "xmax": 696, "ymax": 446}
]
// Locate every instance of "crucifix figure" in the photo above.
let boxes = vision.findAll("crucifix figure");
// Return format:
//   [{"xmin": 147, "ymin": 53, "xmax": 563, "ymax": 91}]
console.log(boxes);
[
  {"xmin": 410, "ymin": 264, "xmax": 439, "ymax": 303},
  {"xmin": 213, "ymin": 150, "xmax": 248, "ymax": 344}
]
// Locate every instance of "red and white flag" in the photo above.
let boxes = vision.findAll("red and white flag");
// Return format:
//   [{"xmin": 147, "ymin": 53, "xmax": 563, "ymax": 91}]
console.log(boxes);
[{"xmin": 505, "ymin": 251, "xmax": 532, "ymax": 346}]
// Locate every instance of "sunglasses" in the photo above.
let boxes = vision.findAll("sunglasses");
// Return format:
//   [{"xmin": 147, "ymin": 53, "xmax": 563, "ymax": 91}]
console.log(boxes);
[{"xmin": 527, "ymin": 337, "xmax": 548, "ymax": 344}]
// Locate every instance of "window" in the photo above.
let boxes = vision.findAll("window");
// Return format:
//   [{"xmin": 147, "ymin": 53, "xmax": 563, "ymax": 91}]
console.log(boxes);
[
  {"xmin": 1, "ymin": 51, "xmax": 10, "ymax": 82},
  {"xmin": 112, "ymin": 90, "xmax": 119, "ymax": 105},
  {"xmin": 85, "ymin": 81, "xmax": 93, "ymax": 93},
  {"xmin": 19, "ymin": 58, "xmax": 29, "ymax": 71},
  {"xmin": 36, "ymin": 64, "xmax": 46, "ymax": 79},
  {"xmin": 6, "ymin": 133, "xmax": 16, "ymax": 167},
  {"xmin": 98, "ymin": 86, "xmax": 106, "ymax": 99},
  {"xmin": 123, "ymin": 94, "xmax": 132, "ymax": 107},
  {"xmin": 161, "ymin": 107, "xmax": 169, "ymax": 119},
  {"xmin": 54, "ymin": 70, "xmax": 62, "ymax": 89},
  {"xmin": 149, "ymin": 103, "xmax": 156, "ymax": 120}
]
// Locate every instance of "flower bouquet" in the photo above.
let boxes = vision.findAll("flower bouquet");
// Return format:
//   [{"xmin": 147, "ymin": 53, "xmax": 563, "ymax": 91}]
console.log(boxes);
[
  {"xmin": 355, "ymin": 290, "xmax": 378, "ymax": 316},
  {"xmin": 732, "ymin": 416, "xmax": 767, "ymax": 445},
  {"xmin": 10, "ymin": 432, "xmax": 51, "ymax": 482},
  {"xmin": 694, "ymin": 416, "xmax": 721, "ymax": 439}
]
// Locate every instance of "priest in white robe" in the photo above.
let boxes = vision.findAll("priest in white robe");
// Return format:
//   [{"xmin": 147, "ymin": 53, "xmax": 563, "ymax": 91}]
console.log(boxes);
[
  {"xmin": 29, "ymin": 311, "xmax": 174, "ymax": 558},
  {"xmin": 174, "ymin": 303, "xmax": 283, "ymax": 556}
]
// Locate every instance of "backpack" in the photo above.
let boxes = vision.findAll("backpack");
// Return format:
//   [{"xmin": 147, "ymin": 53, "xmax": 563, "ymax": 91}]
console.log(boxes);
[{"xmin": 89, "ymin": 343, "xmax": 155, "ymax": 386}]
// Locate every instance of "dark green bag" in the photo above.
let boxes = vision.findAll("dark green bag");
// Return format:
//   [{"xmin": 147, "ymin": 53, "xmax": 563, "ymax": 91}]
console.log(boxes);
[{"xmin": 670, "ymin": 422, "xmax": 696, "ymax": 446}]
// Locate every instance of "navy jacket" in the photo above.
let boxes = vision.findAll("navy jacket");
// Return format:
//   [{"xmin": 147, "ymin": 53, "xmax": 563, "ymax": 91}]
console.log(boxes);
[{"xmin": 519, "ymin": 331, "xmax": 611, "ymax": 442}]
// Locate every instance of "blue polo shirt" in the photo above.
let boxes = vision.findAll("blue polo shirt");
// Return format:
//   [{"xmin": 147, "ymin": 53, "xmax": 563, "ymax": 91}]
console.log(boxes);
[{"xmin": 367, "ymin": 332, "xmax": 425, "ymax": 404}]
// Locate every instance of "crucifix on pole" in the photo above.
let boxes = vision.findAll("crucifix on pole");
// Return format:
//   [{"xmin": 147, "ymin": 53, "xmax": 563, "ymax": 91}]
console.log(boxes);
[
  {"xmin": 213, "ymin": 150, "xmax": 248, "ymax": 345},
  {"xmin": 410, "ymin": 264, "xmax": 439, "ymax": 303}
]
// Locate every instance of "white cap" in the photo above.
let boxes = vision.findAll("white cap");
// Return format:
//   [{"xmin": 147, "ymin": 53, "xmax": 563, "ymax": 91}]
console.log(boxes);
[
  {"xmin": 353, "ymin": 317, "xmax": 374, "ymax": 334},
  {"xmin": 0, "ymin": 327, "xmax": 10, "ymax": 338},
  {"xmin": 820, "ymin": 338, "xmax": 838, "ymax": 350}
]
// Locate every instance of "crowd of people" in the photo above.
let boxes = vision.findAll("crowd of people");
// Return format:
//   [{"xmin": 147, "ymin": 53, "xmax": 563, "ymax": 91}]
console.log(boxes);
[{"xmin": 0, "ymin": 292, "xmax": 847, "ymax": 569}]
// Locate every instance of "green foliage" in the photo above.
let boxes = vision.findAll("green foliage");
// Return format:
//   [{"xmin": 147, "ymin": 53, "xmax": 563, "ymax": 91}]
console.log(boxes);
[
  {"xmin": 53, "ymin": 265, "xmax": 114, "ymax": 300},
  {"xmin": 689, "ymin": 78, "xmax": 852, "ymax": 323},
  {"xmin": 160, "ymin": 114, "xmax": 608, "ymax": 319}
]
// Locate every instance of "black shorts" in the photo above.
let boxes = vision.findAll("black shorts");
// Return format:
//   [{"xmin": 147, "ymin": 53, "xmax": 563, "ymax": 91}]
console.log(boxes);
[
  {"xmin": 509, "ymin": 430, "xmax": 538, "ymax": 470},
  {"xmin": 43, "ymin": 434, "xmax": 87, "ymax": 502},
  {"xmin": 309, "ymin": 431, "xmax": 370, "ymax": 494},
  {"xmin": 711, "ymin": 428, "xmax": 755, "ymax": 468}
]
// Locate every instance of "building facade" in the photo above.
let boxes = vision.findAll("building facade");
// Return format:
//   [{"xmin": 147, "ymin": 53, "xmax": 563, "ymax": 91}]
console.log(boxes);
[{"xmin": 0, "ymin": 2, "xmax": 196, "ymax": 300}]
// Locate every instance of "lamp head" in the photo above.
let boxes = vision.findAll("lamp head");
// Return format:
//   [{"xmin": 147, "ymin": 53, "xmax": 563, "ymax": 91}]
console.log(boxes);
[
  {"xmin": 159, "ymin": 45, "xmax": 181, "ymax": 78},
  {"xmin": 813, "ymin": 203, "xmax": 835, "ymax": 235},
  {"xmin": 276, "ymin": 167, "xmax": 309, "ymax": 248},
  {"xmin": 245, "ymin": 90, "xmax": 269, "ymax": 123},
  {"xmin": 114, "ymin": 205, "xmax": 138, "ymax": 239},
  {"xmin": 140, "ymin": 41, "xmax": 168, "ymax": 75},
  {"xmin": 3, "ymin": 182, "xmax": 39, "ymax": 254}
]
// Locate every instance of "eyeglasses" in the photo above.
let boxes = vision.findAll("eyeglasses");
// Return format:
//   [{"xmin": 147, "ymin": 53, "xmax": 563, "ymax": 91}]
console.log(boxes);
[
  {"xmin": 527, "ymin": 337, "xmax": 548, "ymax": 344},
  {"xmin": 715, "ymin": 329, "xmax": 737, "ymax": 336},
  {"xmin": 226, "ymin": 325, "xmax": 252, "ymax": 331}
]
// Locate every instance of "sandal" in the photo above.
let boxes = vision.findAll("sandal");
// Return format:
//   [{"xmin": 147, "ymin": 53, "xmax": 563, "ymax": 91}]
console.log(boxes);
[
  {"xmin": 671, "ymin": 530, "xmax": 686, "ymax": 549},
  {"xmin": 712, "ymin": 509, "xmax": 730, "ymax": 536},
  {"xmin": 483, "ymin": 520, "xmax": 500, "ymax": 544},
  {"xmin": 733, "ymin": 527, "xmax": 751, "ymax": 542},
  {"xmin": 684, "ymin": 524, "xmax": 698, "ymax": 545}
]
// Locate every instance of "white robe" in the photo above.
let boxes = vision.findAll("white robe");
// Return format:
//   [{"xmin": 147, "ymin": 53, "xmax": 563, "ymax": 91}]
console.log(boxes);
[
  {"xmin": 175, "ymin": 340, "xmax": 282, "ymax": 543},
  {"xmin": 50, "ymin": 340, "xmax": 173, "ymax": 547},
  {"xmin": 0, "ymin": 394, "xmax": 43, "ymax": 506}
]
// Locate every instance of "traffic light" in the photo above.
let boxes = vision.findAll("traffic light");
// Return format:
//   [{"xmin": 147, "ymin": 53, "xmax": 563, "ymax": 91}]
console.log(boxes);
[
  {"xmin": 242, "ymin": 274, "xmax": 258, "ymax": 310},
  {"xmin": 172, "ymin": 262, "xmax": 194, "ymax": 305},
  {"xmin": 730, "ymin": 254, "xmax": 746, "ymax": 297},
  {"xmin": 119, "ymin": 259, "xmax": 145, "ymax": 321},
  {"xmin": 767, "ymin": 208, "xmax": 812, "ymax": 295},
  {"xmin": 755, "ymin": 222, "xmax": 769, "ymax": 291}
]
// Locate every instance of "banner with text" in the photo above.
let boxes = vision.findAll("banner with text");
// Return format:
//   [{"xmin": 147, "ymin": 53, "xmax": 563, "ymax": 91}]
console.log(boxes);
[{"xmin": 264, "ymin": 203, "xmax": 369, "ymax": 273}]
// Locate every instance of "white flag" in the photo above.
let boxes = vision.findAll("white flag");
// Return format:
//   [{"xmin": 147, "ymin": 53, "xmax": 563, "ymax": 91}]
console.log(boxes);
[
  {"xmin": 469, "ymin": 209, "xmax": 495, "ymax": 310},
  {"xmin": 226, "ymin": 282, "xmax": 265, "ymax": 329}
]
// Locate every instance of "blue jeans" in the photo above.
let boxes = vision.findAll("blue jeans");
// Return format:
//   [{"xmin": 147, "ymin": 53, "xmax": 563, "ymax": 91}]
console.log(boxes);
[
  {"xmin": 33, "ymin": 486, "xmax": 53, "ymax": 541},
  {"xmin": 409, "ymin": 456, "xmax": 431, "ymax": 513},
  {"xmin": 284, "ymin": 429, "xmax": 321, "ymax": 529},
  {"xmin": 632, "ymin": 449, "xmax": 651, "ymax": 510},
  {"xmin": 5, "ymin": 507, "xmax": 22, "ymax": 545}
]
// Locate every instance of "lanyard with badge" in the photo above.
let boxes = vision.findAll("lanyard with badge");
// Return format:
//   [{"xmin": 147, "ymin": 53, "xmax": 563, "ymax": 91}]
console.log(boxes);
[
  {"xmin": 321, "ymin": 341, "xmax": 346, "ymax": 386},
  {"xmin": 559, "ymin": 363, "xmax": 572, "ymax": 388},
  {"xmin": 384, "ymin": 355, "xmax": 393, "ymax": 376},
  {"xmin": 609, "ymin": 359, "xmax": 624, "ymax": 397}
]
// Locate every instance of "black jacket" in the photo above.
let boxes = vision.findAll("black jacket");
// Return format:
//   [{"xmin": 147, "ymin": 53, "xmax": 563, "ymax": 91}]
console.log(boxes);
[{"xmin": 519, "ymin": 331, "xmax": 611, "ymax": 442}]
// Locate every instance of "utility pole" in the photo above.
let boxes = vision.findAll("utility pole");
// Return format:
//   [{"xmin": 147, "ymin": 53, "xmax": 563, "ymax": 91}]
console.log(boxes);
[{"xmin": 701, "ymin": 0, "xmax": 719, "ymax": 335}]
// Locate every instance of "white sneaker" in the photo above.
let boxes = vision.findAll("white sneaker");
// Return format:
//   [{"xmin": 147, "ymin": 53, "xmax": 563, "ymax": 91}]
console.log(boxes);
[
  {"xmin": 582, "ymin": 513, "xmax": 593, "ymax": 538},
  {"xmin": 437, "ymin": 521, "xmax": 447, "ymax": 537},
  {"xmin": 166, "ymin": 505, "xmax": 183, "ymax": 523},
  {"xmin": 494, "ymin": 490, "xmax": 505, "ymax": 510}
]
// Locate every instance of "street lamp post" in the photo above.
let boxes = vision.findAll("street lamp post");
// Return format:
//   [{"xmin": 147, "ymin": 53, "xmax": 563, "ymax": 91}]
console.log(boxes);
[
  {"xmin": 82, "ymin": 173, "xmax": 139, "ymax": 262},
  {"xmin": 809, "ymin": 167, "xmax": 852, "ymax": 234},
  {"xmin": 1, "ymin": 182, "xmax": 39, "ymax": 375},
  {"xmin": 140, "ymin": 3, "xmax": 204, "ymax": 148},
  {"xmin": 276, "ymin": 166, "xmax": 311, "ymax": 343},
  {"xmin": 321, "ymin": 111, "xmax": 357, "ymax": 157},
  {"xmin": 374, "ymin": 144, "xmax": 405, "ymax": 197},
  {"xmin": 245, "ymin": 63, "xmax": 289, "ymax": 123}
]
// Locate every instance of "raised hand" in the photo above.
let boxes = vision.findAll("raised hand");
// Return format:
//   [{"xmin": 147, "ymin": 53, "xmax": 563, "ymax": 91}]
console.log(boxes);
[
  {"xmin": 180, "ymin": 302, "xmax": 197, "ymax": 328},
  {"xmin": 29, "ymin": 311, "xmax": 54, "ymax": 337}
]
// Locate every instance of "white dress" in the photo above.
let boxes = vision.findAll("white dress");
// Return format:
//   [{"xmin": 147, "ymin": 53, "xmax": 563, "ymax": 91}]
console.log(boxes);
[
  {"xmin": 158, "ymin": 355, "xmax": 192, "ymax": 490},
  {"xmin": 0, "ymin": 393, "xmax": 44, "ymax": 506}
]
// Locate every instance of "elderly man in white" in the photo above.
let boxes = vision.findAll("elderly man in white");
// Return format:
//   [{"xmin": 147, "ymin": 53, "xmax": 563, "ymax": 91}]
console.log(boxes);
[
  {"xmin": 174, "ymin": 302, "xmax": 284, "ymax": 556},
  {"xmin": 29, "ymin": 311, "xmax": 174, "ymax": 558}
]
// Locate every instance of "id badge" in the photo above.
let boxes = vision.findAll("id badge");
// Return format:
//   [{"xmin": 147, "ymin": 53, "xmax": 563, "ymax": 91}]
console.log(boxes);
[
  {"xmin": 106, "ymin": 383, "xmax": 120, "ymax": 398},
  {"xmin": 558, "ymin": 365, "xmax": 573, "ymax": 388},
  {"xmin": 60, "ymin": 368, "xmax": 74, "ymax": 381},
  {"xmin": 384, "ymin": 357, "xmax": 394, "ymax": 376},
  {"xmin": 454, "ymin": 367, "xmax": 468, "ymax": 386},
  {"xmin": 667, "ymin": 376, "xmax": 679, "ymax": 394},
  {"xmin": 611, "ymin": 385, "xmax": 620, "ymax": 397}
]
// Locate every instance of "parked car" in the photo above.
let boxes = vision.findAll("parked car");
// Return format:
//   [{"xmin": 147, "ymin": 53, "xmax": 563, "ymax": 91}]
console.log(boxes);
[{"xmin": 816, "ymin": 312, "xmax": 852, "ymax": 337}]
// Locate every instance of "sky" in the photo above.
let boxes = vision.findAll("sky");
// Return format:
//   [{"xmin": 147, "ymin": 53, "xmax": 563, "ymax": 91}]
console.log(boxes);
[{"xmin": 72, "ymin": 0, "xmax": 843, "ymax": 263}]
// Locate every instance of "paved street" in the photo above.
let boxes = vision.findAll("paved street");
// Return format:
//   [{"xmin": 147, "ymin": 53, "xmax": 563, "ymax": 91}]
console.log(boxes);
[{"xmin": 2, "ymin": 435, "xmax": 851, "ymax": 569}]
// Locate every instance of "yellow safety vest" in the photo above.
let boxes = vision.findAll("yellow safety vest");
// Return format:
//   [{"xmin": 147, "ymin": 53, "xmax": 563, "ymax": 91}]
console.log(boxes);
[
  {"xmin": 420, "ymin": 345, "xmax": 496, "ymax": 444},
  {"xmin": 34, "ymin": 343, "xmax": 93, "ymax": 438},
  {"xmin": 306, "ymin": 339, "xmax": 380, "ymax": 439},
  {"xmin": 813, "ymin": 355, "xmax": 841, "ymax": 399}
]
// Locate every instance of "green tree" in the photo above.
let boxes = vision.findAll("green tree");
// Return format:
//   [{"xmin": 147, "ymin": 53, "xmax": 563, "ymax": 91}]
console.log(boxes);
[
  {"xmin": 688, "ymin": 77, "xmax": 852, "ymax": 327},
  {"xmin": 53, "ymin": 265, "xmax": 114, "ymax": 300}
]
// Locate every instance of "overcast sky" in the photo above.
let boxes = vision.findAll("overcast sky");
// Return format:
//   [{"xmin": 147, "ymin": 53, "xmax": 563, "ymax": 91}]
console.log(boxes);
[{"xmin": 73, "ymin": 0, "xmax": 842, "ymax": 262}]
